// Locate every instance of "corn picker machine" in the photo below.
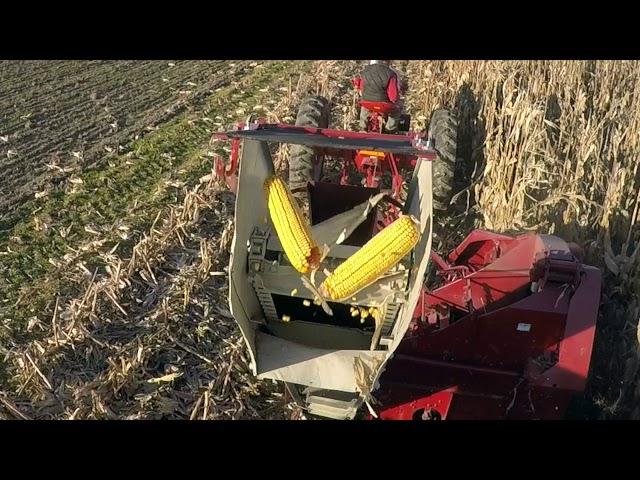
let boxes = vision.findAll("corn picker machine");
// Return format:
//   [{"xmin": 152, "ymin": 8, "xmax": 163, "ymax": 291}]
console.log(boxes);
[{"xmin": 213, "ymin": 93, "xmax": 602, "ymax": 420}]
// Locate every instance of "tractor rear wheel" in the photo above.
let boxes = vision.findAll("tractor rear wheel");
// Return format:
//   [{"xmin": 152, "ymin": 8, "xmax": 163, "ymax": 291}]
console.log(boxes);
[
  {"xmin": 289, "ymin": 95, "xmax": 330, "ymax": 199},
  {"xmin": 428, "ymin": 109, "xmax": 460, "ymax": 212}
]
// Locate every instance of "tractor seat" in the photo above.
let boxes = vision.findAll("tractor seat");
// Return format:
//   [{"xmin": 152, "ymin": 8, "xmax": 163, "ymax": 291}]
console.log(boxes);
[{"xmin": 359, "ymin": 100, "xmax": 397, "ymax": 115}]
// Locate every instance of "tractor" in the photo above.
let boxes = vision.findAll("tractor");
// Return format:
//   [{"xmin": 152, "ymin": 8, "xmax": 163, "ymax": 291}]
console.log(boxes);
[{"xmin": 212, "ymin": 86, "xmax": 602, "ymax": 420}]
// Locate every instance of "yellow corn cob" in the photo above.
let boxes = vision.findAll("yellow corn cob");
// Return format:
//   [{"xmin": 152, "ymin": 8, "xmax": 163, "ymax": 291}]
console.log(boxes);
[
  {"xmin": 264, "ymin": 175, "xmax": 320, "ymax": 273},
  {"xmin": 320, "ymin": 215, "xmax": 419, "ymax": 300}
]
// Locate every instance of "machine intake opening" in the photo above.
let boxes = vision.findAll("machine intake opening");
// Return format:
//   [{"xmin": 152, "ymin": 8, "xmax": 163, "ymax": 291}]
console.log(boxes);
[{"xmin": 272, "ymin": 294, "xmax": 376, "ymax": 330}]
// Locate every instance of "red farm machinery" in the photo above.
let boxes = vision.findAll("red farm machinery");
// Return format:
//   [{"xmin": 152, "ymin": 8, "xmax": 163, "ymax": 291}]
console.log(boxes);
[{"xmin": 212, "ymin": 91, "xmax": 602, "ymax": 420}]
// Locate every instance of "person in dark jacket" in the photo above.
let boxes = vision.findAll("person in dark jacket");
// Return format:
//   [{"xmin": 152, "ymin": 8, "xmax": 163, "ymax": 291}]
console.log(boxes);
[{"xmin": 353, "ymin": 60, "xmax": 407, "ymax": 133}]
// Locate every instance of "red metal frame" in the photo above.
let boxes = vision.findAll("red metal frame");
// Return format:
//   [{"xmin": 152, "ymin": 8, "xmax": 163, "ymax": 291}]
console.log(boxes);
[
  {"xmin": 215, "ymin": 123, "xmax": 436, "ymax": 160},
  {"xmin": 374, "ymin": 231, "xmax": 601, "ymax": 420},
  {"xmin": 214, "ymin": 122, "xmax": 245, "ymax": 193},
  {"xmin": 359, "ymin": 100, "xmax": 398, "ymax": 133},
  {"xmin": 352, "ymin": 100, "xmax": 409, "ymax": 194},
  {"xmin": 214, "ymin": 121, "xmax": 429, "ymax": 219},
  {"xmin": 359, "ymin": 100, "xmax": 398, "ymax": 115},
  {"xmin": 216, "ymin": 122, "xmax": 427, "ymax": 148}
]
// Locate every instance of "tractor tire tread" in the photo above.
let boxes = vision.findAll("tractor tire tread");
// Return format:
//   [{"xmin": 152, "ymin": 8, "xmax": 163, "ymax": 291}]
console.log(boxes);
[
  {"xmin": 429, "ymin": 109, "xmax": 460, "ymax": 212},
  {"xmin": 289, "ymin": 96, "xmax": 330, "ymax": 196}
]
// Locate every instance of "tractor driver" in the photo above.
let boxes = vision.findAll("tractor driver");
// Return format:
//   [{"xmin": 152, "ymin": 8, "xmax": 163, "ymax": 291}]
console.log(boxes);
[{"xmin": 353, "ymin": 60, "xmax": 408, "ymax": 133}]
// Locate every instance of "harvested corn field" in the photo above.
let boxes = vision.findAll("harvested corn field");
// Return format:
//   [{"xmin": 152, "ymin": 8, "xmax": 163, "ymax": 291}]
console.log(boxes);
[
  {"xmin": 0, "ymin": 61, "xmax": 257, "ymax": 228},
  {"xmin": 0, "ymin": 60, "xmax": 639, "ymax": 419}
]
